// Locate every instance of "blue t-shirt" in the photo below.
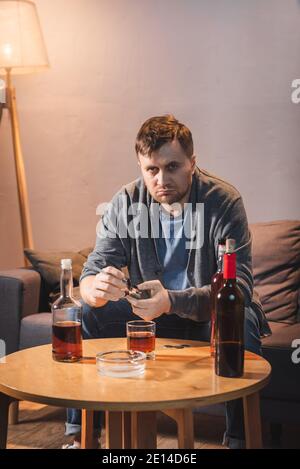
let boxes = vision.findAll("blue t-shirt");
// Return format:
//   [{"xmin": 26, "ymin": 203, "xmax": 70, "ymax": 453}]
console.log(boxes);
[{"xmin": 156, "ymin": 206, "xmax": 190, "ymax": 290}]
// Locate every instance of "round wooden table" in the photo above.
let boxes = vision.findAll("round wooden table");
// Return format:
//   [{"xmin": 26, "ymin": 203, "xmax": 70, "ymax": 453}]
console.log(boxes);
[{"xmin": 0, "ymin": 338, "xmax": 271, "ymax": 449}]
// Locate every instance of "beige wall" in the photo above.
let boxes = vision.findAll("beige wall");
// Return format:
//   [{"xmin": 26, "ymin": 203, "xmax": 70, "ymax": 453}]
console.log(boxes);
[{"xmin": 1, "ymin": 0, "xmax": 300, "ymax": 269}]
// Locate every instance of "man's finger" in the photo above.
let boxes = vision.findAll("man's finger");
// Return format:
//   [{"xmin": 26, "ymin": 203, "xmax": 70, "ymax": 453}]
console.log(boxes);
[
  {"xmin": 131, "ymin": 308, "xmax": 152, "ymax": 321},
  {"xmin": 126, "ymin": 296, "xmax": 155, "ymax": 309},
  {"xmin": 95, "ymin": 281, "xmax": 123, "ymax": 297},
  {"xmin": 93, "ymin": 290, "xmax": 125, "ymax": 301},
  {"xmin": 131, "ymin": 308, "xmax": 146, "ymax": 320},
  {"xmin": 101, "ymin": 266, "xmax": 125, "ymax": 280},
  {"xmin": 95, "ymin": 273, "xmax": 126, "ymax": 290},
  {"xmin": 126, "ymin": 296, "xmax": 147, "ymax": 309},
  {"xmin": 137, "ymin": 280, "xmax": 160, "ymax": 291}
]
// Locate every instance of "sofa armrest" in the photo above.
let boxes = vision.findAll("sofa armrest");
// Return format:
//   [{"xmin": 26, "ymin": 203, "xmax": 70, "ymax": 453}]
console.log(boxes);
[{"xmin": 0, "ymin": 268, "xmax": 41, "ymax": 354}]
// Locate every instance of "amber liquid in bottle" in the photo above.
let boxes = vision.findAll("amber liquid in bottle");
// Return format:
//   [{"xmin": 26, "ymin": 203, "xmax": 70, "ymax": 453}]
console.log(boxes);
[
  {"xmin": 210, "ymin": 240, "xmax": 226, "ymax": 357},
  {"xmin": 215, "ymin": 247, "xmax": 244, "ymax": 378},
  {"xmin": 52, "ymin": 321, "xmax": 82, "ymax": 362}
]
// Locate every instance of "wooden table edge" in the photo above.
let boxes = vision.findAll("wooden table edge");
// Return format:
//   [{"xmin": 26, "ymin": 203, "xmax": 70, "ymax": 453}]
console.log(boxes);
[{"xmin": 0, "ymin": 371, "xmax": 271, "ymax": 412}]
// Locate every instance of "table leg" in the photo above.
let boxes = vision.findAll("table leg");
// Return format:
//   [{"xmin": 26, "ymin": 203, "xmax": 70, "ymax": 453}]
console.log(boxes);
[
  {"xmin": 174, "ymin": 409, "xmax": 194, "ymax": 449},
  {"xmin": 81, "ymin": 409, "xmax": 94, "ymax": 449},
  {"xmin": 243, "ymin": 392, "xmax": 263, "ymax": 449},
  {"xmin": 105, "ymin": 411, "xmax": 123, "ymax": 449},
  {"xmin": 0, "ymin": 393, "xmax": 12, "ymax": 449},
  {"xmin": 163, "ymin": 409, "xmax": 194, "ymax": 449},
  {"xmin": 123, "ymin": 412, "xmax": 132, "ymax": 449},
  {"xmin": 131, "ymin": 411, "xmax": 157, "ymax": 449},
  {"xmin": 8, "ymin": 400, "xmax": 19, "ymax": 425}
]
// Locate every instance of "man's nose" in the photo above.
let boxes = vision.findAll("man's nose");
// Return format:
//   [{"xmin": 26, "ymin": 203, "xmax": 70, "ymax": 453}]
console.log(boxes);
[{"xmin": 156, "ymin": 170, "xmax": 168, "ymax": 186}]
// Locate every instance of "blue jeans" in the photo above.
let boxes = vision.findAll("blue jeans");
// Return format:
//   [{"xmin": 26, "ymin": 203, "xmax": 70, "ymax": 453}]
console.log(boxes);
[{"xmin": 66, "ymin": 300, "xmax": 262, "ymax": 448}]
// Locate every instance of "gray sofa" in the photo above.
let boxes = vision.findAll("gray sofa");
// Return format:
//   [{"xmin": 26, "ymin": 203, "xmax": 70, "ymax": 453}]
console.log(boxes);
[{"xmin": 1, "ymin": 220, "xmax": 300, "ymax": 441}]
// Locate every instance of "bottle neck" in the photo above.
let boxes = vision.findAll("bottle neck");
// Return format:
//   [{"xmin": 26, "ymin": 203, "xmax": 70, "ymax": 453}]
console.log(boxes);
[
  {"xmin": 217, "ymin": 254, "xmax": 224, "ymax": 272},
  {"xmin": 216, "ymin": 246, "xmax": 225, "ymax": 272},
  {"xmin": 223, "ymin": 252, "xmax": 236, "ymax": 280},
  {"xmin": 60, "ymin": 268, "xmax": 73, "ymax": 298}
]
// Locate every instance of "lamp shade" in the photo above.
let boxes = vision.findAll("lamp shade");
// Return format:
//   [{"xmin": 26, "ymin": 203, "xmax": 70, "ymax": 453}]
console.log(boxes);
[{"xmin": 0, "ymin": 0, "xmax": 49, "ymax": 75}]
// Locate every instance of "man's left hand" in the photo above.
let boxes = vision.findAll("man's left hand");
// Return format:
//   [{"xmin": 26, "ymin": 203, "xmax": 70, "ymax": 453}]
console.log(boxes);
[{"xmin": 126, "ymin": 280, "xmax": 171, "ymax": 321}]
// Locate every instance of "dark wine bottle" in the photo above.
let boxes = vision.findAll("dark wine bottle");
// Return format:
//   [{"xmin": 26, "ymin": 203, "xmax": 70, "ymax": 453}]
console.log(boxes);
[
  {"xmin": 215, "ymin": 239, "xmax": 245, "ymax": 378},
  {"xmin": 210, "ymin": 238, "xmax": 226, "ymax": 357}
]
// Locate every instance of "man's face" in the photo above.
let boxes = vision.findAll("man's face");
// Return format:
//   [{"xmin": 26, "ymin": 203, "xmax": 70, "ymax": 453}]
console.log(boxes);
[{"xmin": 138, "ymin": 139, "xmax": 196, "ymax": 205}]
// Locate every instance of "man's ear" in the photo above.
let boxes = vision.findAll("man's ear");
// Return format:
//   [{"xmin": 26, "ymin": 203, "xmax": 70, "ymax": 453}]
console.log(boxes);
[{"xmin": 191, "ymin": 155, "xmax": 196, "ymax": 174}]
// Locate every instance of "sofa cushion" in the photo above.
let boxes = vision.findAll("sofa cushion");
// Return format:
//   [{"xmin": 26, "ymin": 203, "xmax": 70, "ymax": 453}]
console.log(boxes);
[
  {"xmin": 250, "ymin": 220, "xmax": 300, "ymax": 324},
  {"xmin": 261, "ymin": 321, "xmax": 300, "ymax": 401},
  {"xmin": 262, "ymin": 321, "xmax": 300, "ymax": 348},
  {"xmin": 24, "ymin": 249, "xmax": 87, "ymax": 295},
  {"xmin": 78, "ymin": 247, "xmax": 93, "ymax": 258},
  {"xmin": 19, "ymin": 313, "xmax": 52, "ymax": 350}
]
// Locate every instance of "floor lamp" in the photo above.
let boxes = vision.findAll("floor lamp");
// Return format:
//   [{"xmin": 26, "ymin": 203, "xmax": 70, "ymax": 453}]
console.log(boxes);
[
  {"xmin": 0, "ymin": 0, "xmax": 49, "ymax": 263},
  {"xmin": 0, "ymin": 0, "xmax": 49, "ymax": 424}
]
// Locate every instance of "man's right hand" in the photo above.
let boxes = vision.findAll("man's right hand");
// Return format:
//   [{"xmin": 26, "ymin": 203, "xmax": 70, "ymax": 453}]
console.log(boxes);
[{"xmin": 80, "ymin": 266, "xmax": 127, "ymax": 308}]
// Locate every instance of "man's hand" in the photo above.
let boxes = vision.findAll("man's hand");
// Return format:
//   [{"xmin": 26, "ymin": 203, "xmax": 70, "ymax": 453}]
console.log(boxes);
[
  {"xmin": 80, "ymin": 266, "xmax": 127, "ymax": 308},
  {"xmin": 126, "ymin": 280, "xmax": 171, "ymax": 321}
]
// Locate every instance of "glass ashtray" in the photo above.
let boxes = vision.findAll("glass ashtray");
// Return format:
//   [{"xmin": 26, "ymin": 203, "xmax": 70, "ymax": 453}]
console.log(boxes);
[{"xmin": 96, "ymin": 350, "xmax": 146, "ymax": 378}]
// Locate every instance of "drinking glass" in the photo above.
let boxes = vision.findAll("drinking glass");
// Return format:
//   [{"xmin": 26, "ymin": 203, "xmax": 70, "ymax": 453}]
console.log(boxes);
[{"xmin": 126, "ymin": 320, "xmax": 156, "ymax": 359}]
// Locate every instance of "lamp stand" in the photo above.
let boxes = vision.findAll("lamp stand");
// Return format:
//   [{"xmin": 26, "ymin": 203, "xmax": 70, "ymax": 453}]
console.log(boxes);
[{"xmin": 5, "ymin": 68, "xmax": 34, "ymax": 264}]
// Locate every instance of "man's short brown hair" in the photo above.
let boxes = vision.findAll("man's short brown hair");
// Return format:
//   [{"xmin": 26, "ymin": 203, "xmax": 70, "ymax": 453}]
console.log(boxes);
[{"xmin": 135, "ymin": 114, "xmax": 194, "ymax": 158}]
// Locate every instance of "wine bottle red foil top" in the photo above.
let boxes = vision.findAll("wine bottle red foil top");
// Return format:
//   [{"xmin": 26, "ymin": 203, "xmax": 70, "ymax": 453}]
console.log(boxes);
[{"xmin": 223, "ymin": 252, "xmax": 236, "ymax": 279}]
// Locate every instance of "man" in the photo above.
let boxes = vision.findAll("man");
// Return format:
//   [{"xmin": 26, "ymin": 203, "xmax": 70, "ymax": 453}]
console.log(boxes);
[{"xmin": 64, "ymin": 114, "xmax": 270, "ymax": 449}]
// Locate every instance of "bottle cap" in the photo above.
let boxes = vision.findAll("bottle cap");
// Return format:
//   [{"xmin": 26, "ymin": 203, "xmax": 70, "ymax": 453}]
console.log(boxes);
[
  {"xmin": 61, "ymin": 259, "xmax": 72, "ymax": 269},
  {"xmin": 223, "ymin": 252, "xmax": 236, "ymax": 279}
]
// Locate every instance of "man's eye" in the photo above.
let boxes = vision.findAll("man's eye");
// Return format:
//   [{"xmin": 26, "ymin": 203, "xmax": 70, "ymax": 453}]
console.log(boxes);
[
  {"xmin": 168, "ymin": 164, "xmax": 178, "ymax": 171},
  {"xmin": 147, "ymin": 168, "xmax": 157, "ymax": 174}
]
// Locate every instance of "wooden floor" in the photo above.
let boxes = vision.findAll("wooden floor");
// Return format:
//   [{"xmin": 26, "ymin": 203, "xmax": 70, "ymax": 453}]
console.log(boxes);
[{"xmin": 6, "ymin": 401, "xmax": 300, "ymax": 449}]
